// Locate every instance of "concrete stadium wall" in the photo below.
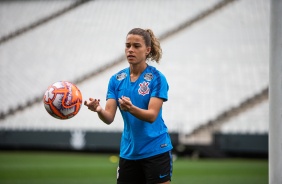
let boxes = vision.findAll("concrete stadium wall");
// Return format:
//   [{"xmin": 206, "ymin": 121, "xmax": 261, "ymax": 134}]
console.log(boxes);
[
  {"xmin": 213, "ymin": 133, "xmax": 268, "ymax": 157},
  {"xmin": 0, "ymin": 130, "xmax": 179, "ymax": 153},
  {"xmin": 0, "ymin": 130, "xmax": 267, "ymax": 158}
]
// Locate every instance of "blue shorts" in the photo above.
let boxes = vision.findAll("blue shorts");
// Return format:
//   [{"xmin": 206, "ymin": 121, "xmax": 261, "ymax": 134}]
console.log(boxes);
[{"xmin": 117, "ymin": 151, "xmax": 173, "ymax": 184}]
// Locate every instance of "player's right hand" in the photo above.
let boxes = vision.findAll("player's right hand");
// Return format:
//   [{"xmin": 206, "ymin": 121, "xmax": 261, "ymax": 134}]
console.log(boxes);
[{"xmin": 84, "ymin": 98, "xmax": 102, "ymax": 112}]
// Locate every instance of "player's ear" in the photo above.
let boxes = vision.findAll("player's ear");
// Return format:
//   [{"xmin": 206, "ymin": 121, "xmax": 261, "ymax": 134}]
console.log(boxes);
[{"xmin": 146, "ymin": 47, "xmax": 151, "ymax": 56}]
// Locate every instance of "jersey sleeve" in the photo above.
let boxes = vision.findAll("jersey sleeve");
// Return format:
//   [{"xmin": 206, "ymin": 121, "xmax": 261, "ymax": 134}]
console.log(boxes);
[
  {"xmin": 106, "ymin": 75, "xmax": 117, "ymax": 101},
  {"xmin": 151, "ymin": 72, "xmax": 169, "ymax": 102}
]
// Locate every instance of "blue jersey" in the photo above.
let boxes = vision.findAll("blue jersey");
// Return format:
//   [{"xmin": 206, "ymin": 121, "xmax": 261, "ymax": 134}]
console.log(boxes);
[{"xmin": 106, "ymin": 65, "xmax": 173, "ymax": 160}]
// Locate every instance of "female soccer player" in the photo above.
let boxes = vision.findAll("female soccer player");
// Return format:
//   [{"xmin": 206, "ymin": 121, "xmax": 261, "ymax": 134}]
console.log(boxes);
[{"xmin": 84, "ymin": 28, "xmax": 173, "ymax": 184}]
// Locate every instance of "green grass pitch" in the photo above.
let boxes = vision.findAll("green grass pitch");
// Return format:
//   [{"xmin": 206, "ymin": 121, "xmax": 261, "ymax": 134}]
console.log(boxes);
[{"xmin": 0, "ymin": 151, "xmax": 267, "ymax": 184}]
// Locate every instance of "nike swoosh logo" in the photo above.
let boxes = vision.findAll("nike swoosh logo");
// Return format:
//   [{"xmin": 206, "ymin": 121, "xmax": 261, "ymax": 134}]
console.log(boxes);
[{"xmin": 159, "ymin": 174, "xmax": 168, "ymax": 178}]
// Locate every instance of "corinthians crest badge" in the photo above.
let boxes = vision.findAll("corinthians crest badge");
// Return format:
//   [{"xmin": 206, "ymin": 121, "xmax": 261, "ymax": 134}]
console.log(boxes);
[{"xmin": 138, "ymin": 81, "xmax": 150, "ymax": 96}]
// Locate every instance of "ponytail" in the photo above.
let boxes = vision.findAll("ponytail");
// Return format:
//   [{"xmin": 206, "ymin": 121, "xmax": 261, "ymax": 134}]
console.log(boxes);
[{"xmin": 145, "ymin": 29, "xmax": 162, "ymax": 63}]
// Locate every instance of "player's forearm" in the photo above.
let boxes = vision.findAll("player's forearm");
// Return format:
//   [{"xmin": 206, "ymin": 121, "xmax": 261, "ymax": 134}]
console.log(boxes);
[
  {"xmin": 128, "ymin": 106, "xmax": 157, "ymax": 123},
  {"xmin": 97, "ymin": 109, "xmax": 114, "ymax": 125}
]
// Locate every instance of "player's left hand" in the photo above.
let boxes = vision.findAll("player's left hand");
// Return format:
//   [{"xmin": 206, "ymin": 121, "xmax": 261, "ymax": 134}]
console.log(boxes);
[{"xmin": 118, "ymin": 96, "xmax": 132, "ymax": 112}]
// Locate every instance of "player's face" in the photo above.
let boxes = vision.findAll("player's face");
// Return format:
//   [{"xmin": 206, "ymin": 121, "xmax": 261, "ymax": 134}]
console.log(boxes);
[{"xmin": 125, "ymin": 34, "xmax": 151, "ymax": 65}]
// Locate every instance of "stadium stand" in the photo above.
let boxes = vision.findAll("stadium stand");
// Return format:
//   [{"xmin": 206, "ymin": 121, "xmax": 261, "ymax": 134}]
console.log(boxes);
[{"xmin": 0, "ymin": 0, "xmax": 268, "ymax": 153}]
